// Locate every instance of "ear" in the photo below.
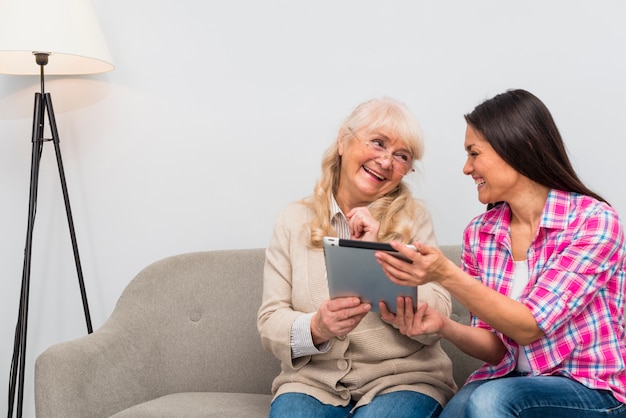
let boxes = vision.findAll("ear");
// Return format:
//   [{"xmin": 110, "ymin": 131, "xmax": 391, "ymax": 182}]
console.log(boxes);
[
  {"xmin": 337, "ymin": 127, "xmax": 349, "ymax": 156},
  {"xmin": 337, "ymin": 136, "xmax": 345, "ymax": 156}
]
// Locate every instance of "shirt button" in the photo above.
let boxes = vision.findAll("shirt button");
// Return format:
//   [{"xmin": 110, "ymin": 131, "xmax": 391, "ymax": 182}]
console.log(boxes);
[
  {"xmin": 337, "ymin": 359, "xmax": 348, "ymax": 370},
  {"xmin": 337, "ymin": 335, "xmax": 346, "ymax": 341},
  {"xmin": 340, "ymin": 390, "xmax": 350, "ymax": 400}
]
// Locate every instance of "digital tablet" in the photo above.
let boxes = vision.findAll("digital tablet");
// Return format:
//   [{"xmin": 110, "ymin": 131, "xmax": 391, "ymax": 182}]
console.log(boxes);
[{"xmin": 322, "ymin": 236, "xmax": 417, "ymax": 313}]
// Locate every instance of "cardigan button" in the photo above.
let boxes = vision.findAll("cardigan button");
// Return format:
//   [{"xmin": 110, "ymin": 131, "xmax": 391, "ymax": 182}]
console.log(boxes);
[{"xmin": 337, "ymin": 359, "xmax": 348, "ymax": 370}]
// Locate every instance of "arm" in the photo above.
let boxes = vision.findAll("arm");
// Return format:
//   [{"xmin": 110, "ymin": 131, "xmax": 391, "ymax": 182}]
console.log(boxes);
[
  {"xmin": 257, "ymin": 204, "xmax": 371, "ymax": 362},
  {"xmin": 377, "ymin": 242, "xmax": 544, "ymax": 346},
  {"xmin": 381, "ymin": 297, "xmax": 507, "ymax": 365},
  {"xmin": 257, "ymin": 210, "xmax": 313, "ymax": 364}
]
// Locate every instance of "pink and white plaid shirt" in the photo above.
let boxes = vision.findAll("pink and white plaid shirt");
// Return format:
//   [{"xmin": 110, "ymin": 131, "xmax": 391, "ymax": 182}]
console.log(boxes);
[{"xmin": 462, "ymin": 189, "xmax": 626, "ymax": 403}]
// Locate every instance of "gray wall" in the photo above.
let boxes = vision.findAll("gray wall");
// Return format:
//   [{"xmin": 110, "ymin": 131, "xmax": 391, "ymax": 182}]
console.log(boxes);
[{"xmin": 0, "ymin": 1, "xmax": 624, "ymax": 415}]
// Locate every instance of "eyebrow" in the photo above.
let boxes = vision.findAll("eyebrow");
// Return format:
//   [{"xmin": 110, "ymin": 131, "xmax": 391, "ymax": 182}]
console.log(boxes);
[{"xmin": 369, "ymin": 132, "xmax": 412, "ymax": 154}]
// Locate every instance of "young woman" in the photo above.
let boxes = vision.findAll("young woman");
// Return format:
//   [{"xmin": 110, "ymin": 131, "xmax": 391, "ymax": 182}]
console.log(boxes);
[
  {"xmin": 376, "ymin": 89, "xmax": 626, "ymax": 417},
  {"xmin": 257, "ymin": 97, "xmax": 456, "ymax": 417}
]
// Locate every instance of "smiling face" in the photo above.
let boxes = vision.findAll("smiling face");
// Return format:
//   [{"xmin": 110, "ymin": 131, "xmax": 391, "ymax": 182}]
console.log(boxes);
[
  {"xmin": 463, "ymin": 124, "xmax": 523, "ymax": 205},
  {"xmin": 335, "ymin": 128, "xmax": 408, "ymax": 211}
]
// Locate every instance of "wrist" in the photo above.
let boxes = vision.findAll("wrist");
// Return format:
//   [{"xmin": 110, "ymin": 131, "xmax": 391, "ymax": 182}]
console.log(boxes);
[{"xmin": 310, "ymin": 312, "xmax": 329, "ymax": 345}]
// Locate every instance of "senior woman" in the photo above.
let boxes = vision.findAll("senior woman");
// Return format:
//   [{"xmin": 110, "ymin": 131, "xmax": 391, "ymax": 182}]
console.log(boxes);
[{"xmin": 257, "ymin": 97, "xmax": 456, "ymax": 418}]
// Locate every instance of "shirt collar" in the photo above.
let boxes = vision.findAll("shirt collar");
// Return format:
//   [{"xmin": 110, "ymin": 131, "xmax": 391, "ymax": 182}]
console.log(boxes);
[
  {"xmin": 484, "ymin": 189, "xmax": 572, "ymax": 239},
  {"xmin": 330, "ymin": 195, "xmax": 345, "ymax": 223}
]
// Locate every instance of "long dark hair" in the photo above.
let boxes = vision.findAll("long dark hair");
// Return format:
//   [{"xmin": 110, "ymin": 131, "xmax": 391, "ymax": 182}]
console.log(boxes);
[{"xmin": 465, "ymin": 89, "xmax": 607, "ymax": 205}]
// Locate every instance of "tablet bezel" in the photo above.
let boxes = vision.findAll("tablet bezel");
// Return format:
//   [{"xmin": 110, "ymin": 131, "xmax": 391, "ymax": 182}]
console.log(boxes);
[{"xmin": 322, "ymin": 236, "xmax": 417, "ymax": 313}]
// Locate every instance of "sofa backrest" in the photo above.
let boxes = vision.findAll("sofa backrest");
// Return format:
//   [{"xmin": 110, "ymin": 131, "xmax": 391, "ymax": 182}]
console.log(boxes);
[{"xmin": 108, "ymin": 248, "xmax": 280, "ymax": 395}]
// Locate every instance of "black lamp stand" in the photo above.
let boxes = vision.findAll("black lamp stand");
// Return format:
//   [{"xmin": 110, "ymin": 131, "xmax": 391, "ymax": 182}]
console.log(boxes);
[{"xmin": 7, "ymin": 52, "xmax": 93, "ymax": 418}]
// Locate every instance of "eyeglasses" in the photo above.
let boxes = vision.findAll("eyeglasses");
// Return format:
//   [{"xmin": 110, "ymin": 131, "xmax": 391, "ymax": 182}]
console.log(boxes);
[{"xmin": 348, "ymin": 128, "xmax": 414, "ymax": 175}]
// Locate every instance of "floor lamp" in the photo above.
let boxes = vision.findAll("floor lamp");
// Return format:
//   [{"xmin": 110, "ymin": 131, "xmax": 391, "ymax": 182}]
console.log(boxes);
[{"xmin": 0, "ymin": 1, "xmax": 114, "ymax": 417}]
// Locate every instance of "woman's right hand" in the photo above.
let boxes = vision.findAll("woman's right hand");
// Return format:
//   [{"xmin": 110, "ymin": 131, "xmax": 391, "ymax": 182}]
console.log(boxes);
[
  {"xmin": 310, "ymin": 297, "xmax": 371, "ymax": 345},
  {"xmin": 346, "ymin": 207, "xmax": 380, "ymax": 241}
]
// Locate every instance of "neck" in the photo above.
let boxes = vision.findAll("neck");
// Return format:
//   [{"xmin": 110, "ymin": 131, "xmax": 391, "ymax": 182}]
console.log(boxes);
[
  {"xmin": 508, "ymin": 184, "xmax": 549, "ymax": 229},
  {"xmin": 334, "ymin": 191, "xmax": 369, "ymax": 215}
]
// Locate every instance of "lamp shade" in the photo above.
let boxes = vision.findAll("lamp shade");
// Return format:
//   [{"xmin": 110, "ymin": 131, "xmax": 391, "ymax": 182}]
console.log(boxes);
[{"xmin": 0, "ymin": 0, "xmax": 114, "ymax": 75}]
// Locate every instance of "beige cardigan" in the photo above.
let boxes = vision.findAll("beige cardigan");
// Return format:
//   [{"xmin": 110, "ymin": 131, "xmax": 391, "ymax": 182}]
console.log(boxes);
[{"xmin": 257, "ymin": 199, "xmax": 457, "ymax": 410}]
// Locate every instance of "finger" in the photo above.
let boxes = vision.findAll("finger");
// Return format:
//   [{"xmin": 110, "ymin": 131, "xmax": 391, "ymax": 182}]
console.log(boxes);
[
  {"xmin": 379, "ymin": 301, "xmax": 395, "ymax": 322},
  {"xmin": 403, "ymin": 296, "xmax": 415, "ymax": 324},
  {"xmin": 413, "ymin": 302, "xmax": 428, "ymax": 323},
  {"xmin": 327, "ymin": 296, "xmax": 362, "ymax": 312},
  {"xmin": 395, "ymin": 296, "xmax": 407, "ymax": 328},
  {"xmin": 389, "ymin": 240, "xmax": 420, "ymax": 262},
  {"xmin": 376, "ymin": 252, "xmax": 414, "ymax": 284}
]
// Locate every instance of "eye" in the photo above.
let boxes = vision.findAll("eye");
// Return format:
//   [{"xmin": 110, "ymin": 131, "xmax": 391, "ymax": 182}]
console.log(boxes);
[
  {"xmin": 393, "ymin": 152, "xmax": 410, "ymax": 163},
  {"xmin": 369, "ymin": 138, "xmax": 385, "ymax": 149},
  {"xmin": 467, "ymin": 151, "xmax": 479, "ymax": 157}
]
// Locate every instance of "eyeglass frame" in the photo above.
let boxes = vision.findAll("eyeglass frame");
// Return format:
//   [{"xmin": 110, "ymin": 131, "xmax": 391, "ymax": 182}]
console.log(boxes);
[{"xmin": 347, "ymin": 127, "xmax": 415, "ymax": 175}]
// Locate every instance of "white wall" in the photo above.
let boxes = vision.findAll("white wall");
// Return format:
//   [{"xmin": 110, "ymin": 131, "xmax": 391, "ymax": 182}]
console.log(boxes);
[{"xmin": 0, "ymin": 0, "xmax": 624, "ymax": 415}]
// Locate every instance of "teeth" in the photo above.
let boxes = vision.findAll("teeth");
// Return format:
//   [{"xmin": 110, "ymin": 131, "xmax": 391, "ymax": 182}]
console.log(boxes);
[
  {"xmin": 363, "ymin": 165, "xmax": 385, "ymax": 180},
  {"xmin": 475, "ymin": 178, "xmax": 485, "ymax": 186}
]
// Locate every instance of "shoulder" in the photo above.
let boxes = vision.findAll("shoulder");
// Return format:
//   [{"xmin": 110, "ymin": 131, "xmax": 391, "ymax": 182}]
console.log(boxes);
[
  {"xmin": 272, "ymin": 198, "xmax": 315, "ymax": 232},
  {"xmin": 276, "ymin": 198, "xmax": 314, "ymax": 218},
  {"xmin": 409, "ymin": 197, "xmax": 433, "ymax": 218},
  {"xmin": 268, "ymin": 199, "xmax": 316, "ymax": 249},
  {"xmin": 464, "ymin": 202, "xmax": 505, "ymax": 232},
  {"xmin": 563, "ymin": 192, "xmax": 624, "ymax": 248},
  {"xmin": 407, "ymin": 198, "xmax": 438, "ymax": 245},
  {"xmin": 548, "ymin": 190, "xmax": 623, "ymax": 230}
]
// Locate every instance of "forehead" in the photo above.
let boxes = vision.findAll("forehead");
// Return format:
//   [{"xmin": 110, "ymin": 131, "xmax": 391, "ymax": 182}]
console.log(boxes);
[{"xmin": 464, "ymin": 125, "xmax": 490, "ymax": 149}]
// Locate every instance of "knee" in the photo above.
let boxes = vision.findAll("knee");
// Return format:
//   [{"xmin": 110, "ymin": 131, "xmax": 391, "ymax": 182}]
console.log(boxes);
[{"xmin": 463, "ymin": 383, "xmax": 512, "ymax": 417}]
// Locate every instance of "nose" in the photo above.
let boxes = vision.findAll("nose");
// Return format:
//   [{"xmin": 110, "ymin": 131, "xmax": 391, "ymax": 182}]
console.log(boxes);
[
  {"xmin": 375, "ymin": 152, "xmax": 393, "ymax": 170},
  {"xmin": 462, "ymin": 157, "xmax": 472, "ymax": 175}
]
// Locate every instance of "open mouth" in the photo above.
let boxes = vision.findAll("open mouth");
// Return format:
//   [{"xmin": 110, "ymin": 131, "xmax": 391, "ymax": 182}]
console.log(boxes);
[{"xmin": 363, "ymin": 165, "xmax": 386, "ymax": 181}]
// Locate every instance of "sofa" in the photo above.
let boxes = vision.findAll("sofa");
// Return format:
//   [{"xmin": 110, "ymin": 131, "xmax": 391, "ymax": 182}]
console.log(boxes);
[{"xmin": 35, "ymin": 245, "xmax": 482, "ymax": 417}]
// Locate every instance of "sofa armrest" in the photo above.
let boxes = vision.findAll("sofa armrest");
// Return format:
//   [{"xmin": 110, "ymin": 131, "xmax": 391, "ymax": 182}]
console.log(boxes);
[
  {"xmin": 35, "ymin": 324, "xmax": 154, "ymax": 418},
  {"xmin": 35, "ymin": 249, "xmax": 280, "ymax": 418}
]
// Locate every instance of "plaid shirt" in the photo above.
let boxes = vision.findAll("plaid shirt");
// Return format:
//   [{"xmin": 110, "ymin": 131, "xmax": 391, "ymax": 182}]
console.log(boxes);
[{"xmin": 462, "ymin": 189, "xmax": 626, "ymax": 403}]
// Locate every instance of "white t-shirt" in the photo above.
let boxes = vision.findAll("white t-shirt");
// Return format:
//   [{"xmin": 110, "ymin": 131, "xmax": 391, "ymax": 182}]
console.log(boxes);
[{"xmin": 511, "ymin": 260, "xmax": 532, "ymax": 373}]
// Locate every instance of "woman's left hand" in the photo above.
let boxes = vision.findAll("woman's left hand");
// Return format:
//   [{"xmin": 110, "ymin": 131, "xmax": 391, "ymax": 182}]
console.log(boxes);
[
  {"xmin": 346, "ymin": 207, "xmax": 379, "ymax": 241},
  {"xmin": 380, "ymin": 298, "xmax": 446, "ymax": 337}
]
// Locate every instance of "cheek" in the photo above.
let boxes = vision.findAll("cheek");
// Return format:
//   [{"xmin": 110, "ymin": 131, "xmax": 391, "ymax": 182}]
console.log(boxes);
[{"xmin": 344, "ymin": 148, "xmax": 370, "ymax": 167}]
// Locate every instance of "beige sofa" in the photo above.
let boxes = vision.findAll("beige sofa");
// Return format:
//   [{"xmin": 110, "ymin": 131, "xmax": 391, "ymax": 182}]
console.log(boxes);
[{"xmin": 35, "ymin": 245, "xmax": 482, "ymax": 417}]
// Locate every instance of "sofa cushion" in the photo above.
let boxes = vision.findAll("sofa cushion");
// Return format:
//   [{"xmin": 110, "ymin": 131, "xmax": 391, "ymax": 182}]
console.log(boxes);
[{"xmin": 109, "ymin": 392, "xmax": 272, "ymax": 418}]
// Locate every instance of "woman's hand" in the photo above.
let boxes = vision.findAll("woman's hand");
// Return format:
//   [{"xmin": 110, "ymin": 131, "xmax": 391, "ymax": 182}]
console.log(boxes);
[
  {"xmin": 380, "ymin": 298, "xmax": 446, "ymax": 337},
  {"xmin": 311, "ymin": 297, "xmax": 371, "ymax": 345},
  {"xmin": 346, "ymin": 207, "xmax": 379, "ymax": 241},
  {"xmin": 375, "ymin": 241, "xmax": 452, "ymax": 287}
]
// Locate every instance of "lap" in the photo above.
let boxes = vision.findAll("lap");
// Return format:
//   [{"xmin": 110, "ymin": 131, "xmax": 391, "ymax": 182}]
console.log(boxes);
[
  {"xmin": 441, "ymin": 375, "xmax": 626, "ymax": 418},
  {"xmin": 270, "ymin": 391, "xmax": 442, "ymax": 418}
]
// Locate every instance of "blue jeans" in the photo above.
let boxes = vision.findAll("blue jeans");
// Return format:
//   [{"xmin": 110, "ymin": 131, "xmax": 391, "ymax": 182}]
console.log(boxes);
[
  {"xmin": 270, "ymin": 390, "xmax": 442, "ymax": 418},
  {"xmin": 440, "ymin": 374, "xmax": 626, "ymax": 418}
]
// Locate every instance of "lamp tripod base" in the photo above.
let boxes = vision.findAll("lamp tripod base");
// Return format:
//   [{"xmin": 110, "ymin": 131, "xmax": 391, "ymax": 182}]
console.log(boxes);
[{"xmin": 7, "ymin": 77, "xmax": 93, "ymax": 418}]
